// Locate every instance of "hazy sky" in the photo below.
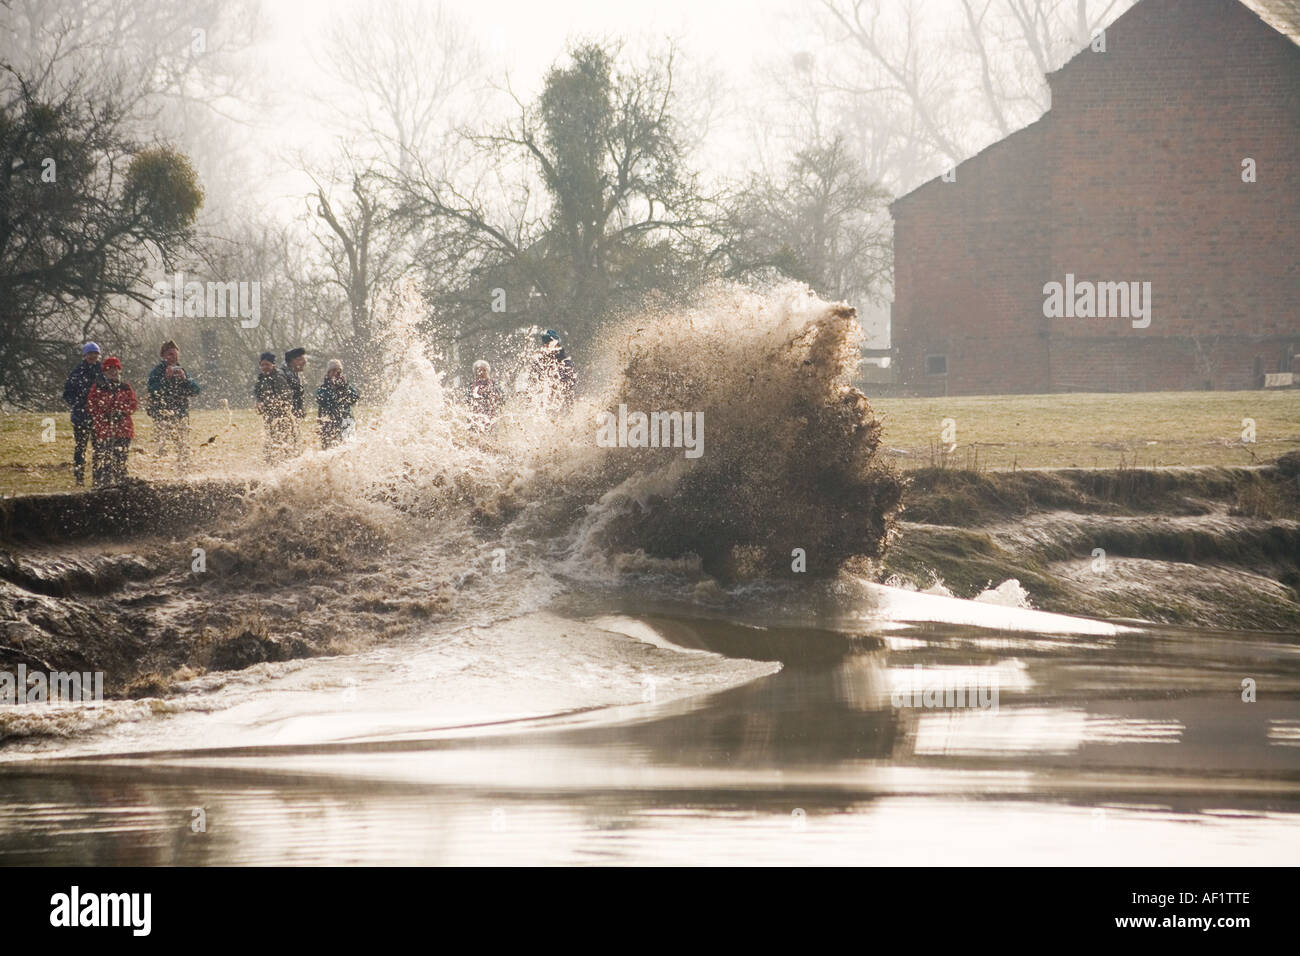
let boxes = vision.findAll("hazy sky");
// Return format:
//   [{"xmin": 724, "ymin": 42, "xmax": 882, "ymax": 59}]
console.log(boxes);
[
  {"xmin": 246, "ymin": 0, "xmax": 808, "ymax": 213},
  {"xmin": 267, "ymin": 0, "xmax": 799, "ymax": 86}
]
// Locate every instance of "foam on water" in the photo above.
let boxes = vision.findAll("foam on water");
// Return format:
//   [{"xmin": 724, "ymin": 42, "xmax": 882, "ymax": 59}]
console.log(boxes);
[
  {"xmin": 855, "ymin": 579, "xmax": 1122, "ymax": 636},
  {"xmin": 0, "ymin": 611, "xmax": 780, "ymax": 759}
]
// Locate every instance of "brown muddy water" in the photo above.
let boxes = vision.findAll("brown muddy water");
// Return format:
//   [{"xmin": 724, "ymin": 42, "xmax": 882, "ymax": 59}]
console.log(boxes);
[
  {"xmin": 0, "ymin": 592, "xmax": 1296, "ymax": 866},
  {"xmin": 1, "ymin": 284, "xmax": 1297, "ymax": 865}
]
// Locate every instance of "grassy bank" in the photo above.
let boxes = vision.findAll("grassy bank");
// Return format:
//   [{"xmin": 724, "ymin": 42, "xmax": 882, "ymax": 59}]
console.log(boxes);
[
  {"xmin": 2, "ymin": 389, "xmax": 1298, "ymax": 496},
  {"xmin": 1, "ymin": 406, "xmax": 272, "ymax": 496},
  {"xmin": 870, "ymin": 390, "xmax": 1300, "ymax": 471}
]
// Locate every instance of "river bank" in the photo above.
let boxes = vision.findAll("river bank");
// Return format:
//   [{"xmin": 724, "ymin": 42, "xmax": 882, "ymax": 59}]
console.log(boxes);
[
  {"xmin": 882, "ymin": 455, "xmax": 1300, "ymax": 630},
  {"xmin": 1, "ymin": 455, "xmax": 1296, "ymax": 711}
]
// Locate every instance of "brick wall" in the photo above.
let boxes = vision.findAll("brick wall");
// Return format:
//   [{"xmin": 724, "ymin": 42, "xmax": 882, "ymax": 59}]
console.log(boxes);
[
  {"xmin": 1048, "ymin": 335, "xmax": 1295, "ymax": 391},
  {"xmin": 890, "ymin": 0, "xmax": 1300, "ymax": 394},
  {"xmin": 892, "ymin": 123, "xmax": 1052, "ymax": 394}
]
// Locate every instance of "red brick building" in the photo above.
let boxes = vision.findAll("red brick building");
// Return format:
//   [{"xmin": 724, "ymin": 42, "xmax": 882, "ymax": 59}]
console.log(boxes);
[{"xmin": 889, "ymin": 0, "xmax": 1300, "ymax": 394}]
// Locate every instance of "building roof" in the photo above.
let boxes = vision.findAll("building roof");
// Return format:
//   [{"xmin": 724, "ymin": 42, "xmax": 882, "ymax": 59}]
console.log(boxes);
[
  {"xmin": 890, "ymin": 0, "xmax": 1300, "ymax": 214},
  {"xmin": 888, "ymin": 119, "xmax": 1045, "ymax": 215},
  {"xmin": 1240, "ymin": 0, "xmax": 1300, "ymax": 46}
]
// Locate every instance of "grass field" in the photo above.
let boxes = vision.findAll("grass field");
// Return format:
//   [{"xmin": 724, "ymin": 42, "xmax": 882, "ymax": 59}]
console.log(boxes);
[
  {"xmin": 2, "ymin": 389, "xmax": 1297, "ymax": 496},
  {"xmin": 870, "ymin": 390, "xmax": 1300, "ymax": 471}
]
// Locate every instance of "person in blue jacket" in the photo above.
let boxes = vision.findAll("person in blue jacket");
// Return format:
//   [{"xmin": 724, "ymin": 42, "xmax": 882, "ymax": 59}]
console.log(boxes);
[{"xmin": 62, "ymin": 342, "xmax": 103, "ymax": 486}]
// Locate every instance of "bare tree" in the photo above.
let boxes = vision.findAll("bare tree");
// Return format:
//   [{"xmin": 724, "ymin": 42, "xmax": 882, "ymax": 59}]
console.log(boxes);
[
  {"xmin": 306, "ymin": 157, "xmax": 418, "ymax": 384},
  {"xmin": 0, "ymin": 64, "xmax": 205, "ymax": 405},
  {"xmin": 315, "ymin": 0, "xmax": 484, "ymax": 175},
  {"xmin": 133, "ymin": 222, "xmax": 347, "ymax": 407},
  {"xmin": 803, "ymin": 0, "xmax": 1134, "ymax": 191},
  {"xmin": 0, "ymin": 0, "xmax": 266, "ymax": 126},
  {"xmin": 0, "ymin": 0, "xmax": 271, "ymax": 230},
  {"xmin": 719, "ymin": 134, "xmax": 892, "ymax": 308}
]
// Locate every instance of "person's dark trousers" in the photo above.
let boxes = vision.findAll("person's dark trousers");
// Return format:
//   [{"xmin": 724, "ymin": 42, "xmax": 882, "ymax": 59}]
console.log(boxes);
[
  {"xmin": 72, "ymin": 419, "xmax": 96, "ymax": 486},
  {"xmin": 94, "ymin": 438, "xmax": 129, "ymax": 486},
  {"xmin": 91, "ymin": 441, "xmax": 107, "ymax": 487},
  {"xmin": 320, "ymin": 419, "xmax": 342, "ymax": 449},
  {"xmin": 106, "ymin": 439, "xmax": 130, "ymax": 484}
]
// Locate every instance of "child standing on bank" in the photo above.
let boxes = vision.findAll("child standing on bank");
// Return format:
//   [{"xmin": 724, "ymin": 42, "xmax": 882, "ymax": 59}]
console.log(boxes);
[{"xmin": 87, "ymin": 357, "xmax": 138, "ymax": 486}]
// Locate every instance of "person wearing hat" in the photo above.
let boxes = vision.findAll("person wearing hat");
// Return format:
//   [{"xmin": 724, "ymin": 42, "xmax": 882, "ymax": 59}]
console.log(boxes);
[
  {"xmin": 253, "ymin": 351, "xmax": 295, "ymax": 462},
  {"xmin": 467, "ymin": 359, "xmax": 504, "ymax": 429},
  {"xmin": 86, "ymin": 357, "xmax": 137, "ymax": 486},
  {"xmin": 146, "ymin": 339, "xmax": 201, "ymax": 472},
  {"xmin": 526, "ymin": 329, "xmax": 577, "ymax": 411},
  {"xmin": 315, "ymin": 359, "xmax": 360, "ymax": 449},
  {"xmin": 62, "ymin": 342, "xmax": 103, "ymax": 485}
]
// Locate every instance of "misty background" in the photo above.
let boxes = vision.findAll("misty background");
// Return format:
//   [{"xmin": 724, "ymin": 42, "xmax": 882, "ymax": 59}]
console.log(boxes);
[{"xmin": 0, "ymin": 0, "xmax": 1134, "ymax": 407}]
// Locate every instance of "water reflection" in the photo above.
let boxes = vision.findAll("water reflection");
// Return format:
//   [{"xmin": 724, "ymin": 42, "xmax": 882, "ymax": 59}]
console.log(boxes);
[{"xmin": 0, "ymin": 611, "xmax": 1297, "ymax": 864}]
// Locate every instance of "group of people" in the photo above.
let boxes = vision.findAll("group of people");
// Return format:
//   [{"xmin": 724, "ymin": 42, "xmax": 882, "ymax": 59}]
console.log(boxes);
[
  {"xmin": 62, "ymin": 339, "xmax": 200, "ymax": 487},
  {"xmin": 61, "ymin": 340, "xmax": 360, "ymax": 486},
  {"xmin": 60, "ymin": 328, "xmax": 577, "ymax": 487},
  {"xmin": 253, "ymin": 348, "xmax": 360, "ymax": 461}
]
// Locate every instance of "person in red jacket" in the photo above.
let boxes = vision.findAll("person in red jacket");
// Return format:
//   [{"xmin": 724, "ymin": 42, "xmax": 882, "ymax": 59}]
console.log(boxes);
[{"xmin": 87, "ymin": 356, "xmax": 138, "ymax": 487}]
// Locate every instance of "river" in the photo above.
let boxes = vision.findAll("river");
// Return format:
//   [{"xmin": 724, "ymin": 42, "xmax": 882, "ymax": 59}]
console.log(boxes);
[{"xmin": 2, "ymin": 585, "xmax": 1296, "ymax": 865}]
